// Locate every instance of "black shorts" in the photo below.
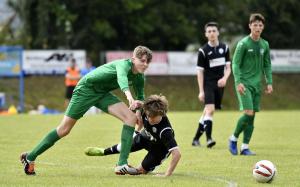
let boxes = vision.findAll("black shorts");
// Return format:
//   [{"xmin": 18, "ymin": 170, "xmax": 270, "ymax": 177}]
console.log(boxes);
[
  {"xmin": 131, "ymin": 131, "xmax": 170, "ymax": 172},
  {"xmin": 65, "ymin": 86, "xmax": 76, "ymax": 99},
  {"xmin": 204, "ymin": 81, "xmax": 224, "ymax": 109}
]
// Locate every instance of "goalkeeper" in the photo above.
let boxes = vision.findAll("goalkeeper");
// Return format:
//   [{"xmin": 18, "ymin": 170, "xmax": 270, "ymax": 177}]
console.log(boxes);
[{"xmin": 85, "ymin": 94, "xmax": 181, "ymax": 177}]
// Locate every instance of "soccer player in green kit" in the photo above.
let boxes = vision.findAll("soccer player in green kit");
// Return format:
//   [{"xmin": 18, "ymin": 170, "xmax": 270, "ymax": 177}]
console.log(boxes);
[
  {"xmin": 228, "ymin": 13, "xmax": 273, "ymax": 156},
  {"xmin": 20, "ymin": 46, "xmax": 153, "ymax": 175}
]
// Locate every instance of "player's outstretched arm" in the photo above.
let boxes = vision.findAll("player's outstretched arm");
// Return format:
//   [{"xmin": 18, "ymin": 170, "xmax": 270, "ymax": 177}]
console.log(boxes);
[{"xmin": 160, "ymin": 148, "xmax": 181, "ymax": 177}]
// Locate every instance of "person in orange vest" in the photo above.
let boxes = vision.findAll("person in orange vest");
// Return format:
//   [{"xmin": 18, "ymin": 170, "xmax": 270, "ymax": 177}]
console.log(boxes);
[{"xmin": 64, "ymin": 58, "xmax": 81, "ymax": 108}]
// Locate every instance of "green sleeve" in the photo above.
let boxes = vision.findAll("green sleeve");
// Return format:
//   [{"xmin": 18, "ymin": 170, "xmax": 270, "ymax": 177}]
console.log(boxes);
[
  {"xmin": 133, "ymin": 75, "xmax": 145, "ymax": 100},
  {"xmin": 232, "ymin": 42, "xmax": 245, "ymax": 85},
  {"xmin": 263, "ymin": 43, "xmax": 273, "ymax": 85},
  {"xmin": 116, "ymin": 61, "xmax": 131, "ymax": 92}
]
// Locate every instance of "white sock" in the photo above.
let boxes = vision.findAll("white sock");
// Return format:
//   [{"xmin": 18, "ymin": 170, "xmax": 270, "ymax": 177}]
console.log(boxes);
[
  {"xmin": 241, "ymin": 143, "xmax": 249, "ymax": 150},
  {"xmin": 203, "ymin": 115, "xmax": 213, "ymax": 121},
  {"xmin": 230, "ymin": 135, "xmax": 238, "ymax": 141},
  {"xmin": 199, "ymin": 115, "xmax": 204, "ymax": 124},
  {"xmin": 117, "ymin": 143, "xmax": 121, "ymax": 152}
]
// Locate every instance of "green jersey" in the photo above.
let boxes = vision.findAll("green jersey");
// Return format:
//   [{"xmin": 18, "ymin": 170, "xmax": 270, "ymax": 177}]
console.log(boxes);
[
  {"xmin": 232, "ymin": 36, "xmax": 272, "ymax": 89},
  {"xmin": 77, "ymin": 59, "xmax": 145, "ymax": 100}
]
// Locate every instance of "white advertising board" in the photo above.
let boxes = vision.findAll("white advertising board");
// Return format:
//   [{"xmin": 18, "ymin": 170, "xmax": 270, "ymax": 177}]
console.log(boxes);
[
  {"xmin": 23, "ymin": 50, "xmax": 86, "ymax": 74},
  {"xmin": 168, "ymin": 52, "xmax": 197, "ymax": 75},
  {"xmin": 270, "ymin": 50, "xmax": 300, "ymax": 72}
]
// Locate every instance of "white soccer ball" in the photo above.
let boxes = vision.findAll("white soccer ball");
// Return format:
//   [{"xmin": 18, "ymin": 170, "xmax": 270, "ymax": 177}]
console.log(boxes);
[{"xmin": 252, "ymin": 160, "xmax": 277, "ymax": 183}]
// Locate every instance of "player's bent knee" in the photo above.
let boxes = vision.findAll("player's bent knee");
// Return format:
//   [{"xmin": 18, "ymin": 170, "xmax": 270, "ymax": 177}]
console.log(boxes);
[{"xmin": 57, "ymin": 117, "xmax": 76, "ymax": 137}]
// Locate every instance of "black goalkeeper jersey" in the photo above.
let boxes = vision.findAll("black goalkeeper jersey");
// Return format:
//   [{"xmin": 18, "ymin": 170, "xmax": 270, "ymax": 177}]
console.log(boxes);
[
  {"xmin": 142, "ymin": 113, "xmax": 178, "ymax": 152},
  {"xmin": 197, "ymin": 42, "xmax": 230, "ymax": 82}
]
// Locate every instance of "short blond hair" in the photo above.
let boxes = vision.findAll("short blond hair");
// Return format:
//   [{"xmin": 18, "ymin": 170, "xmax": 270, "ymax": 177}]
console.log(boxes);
[
  {"xmin": 133, "ymin": 46, "xmax": 153, "ymax": 63},
  {"xmin": 143, "ymin": 94, "xmax": 168, "ymax": 117}
]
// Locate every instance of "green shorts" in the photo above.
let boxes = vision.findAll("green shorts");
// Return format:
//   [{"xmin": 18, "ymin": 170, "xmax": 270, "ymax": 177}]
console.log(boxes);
[
  {"xmin": 236, "ymin": 85, "xmax": 261, "ymax": 112},
  {"xmin": 65, "ymin": 84, "xmax": 121, "ymax": 120}
]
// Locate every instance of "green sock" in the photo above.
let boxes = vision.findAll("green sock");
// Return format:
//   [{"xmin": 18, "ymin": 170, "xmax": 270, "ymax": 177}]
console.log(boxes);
[
  {"xmin": 243, "ymin": 116, "xmax": 255, "ymax": 144},
  {"xmin": 233, "ymin": 114, "xmax": 252, "ymax": 138},
  {"xmin": 118, "ymin": 125, "xmax": 134, "ymax": 166},
  {"xmin": 27, "ymin": 129, "xmax": 60, "ymax": 161}
]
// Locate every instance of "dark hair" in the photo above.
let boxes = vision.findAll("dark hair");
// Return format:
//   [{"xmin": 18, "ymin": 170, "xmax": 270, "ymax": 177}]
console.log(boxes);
[
  {"xmin": 249, "ymin": 13, "xmax": 265, "ymax": 24},
  {"xmin": 204, "ymin": 22, "xmax": 219, "ymax": 31},
  {"xmin": 143, "ymin": 94, "xmax": 168, "ymax": 117}
]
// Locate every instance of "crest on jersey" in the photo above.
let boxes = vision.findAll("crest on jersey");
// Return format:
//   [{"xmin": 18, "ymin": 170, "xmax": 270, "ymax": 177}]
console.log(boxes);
[
  {"xmin": 218, "ymin": 48, "xmax": 224, "ymax": 54},
  {"xmin": 152, "ymin": 127, "xmax": 157, "ymax": 133},
  {"xmin": 260, "ymin": 49, "xmax": 264, "ymax": 55}
]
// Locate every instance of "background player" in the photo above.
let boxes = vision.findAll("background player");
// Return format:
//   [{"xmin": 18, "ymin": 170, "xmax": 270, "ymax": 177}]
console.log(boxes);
[
  {"xmin": 85, "ymin": 94, "xmax": 181, "ymax": 177},
  {"xmin": 192, "ymin": 22, "xmax": 231, "ymax": 148},
  {"xmin": 228, "ymin": 13, "xmax": 273, "ymax": 156}
]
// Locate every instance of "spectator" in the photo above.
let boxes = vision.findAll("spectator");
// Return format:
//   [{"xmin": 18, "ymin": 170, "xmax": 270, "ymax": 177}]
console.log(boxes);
[
  {"xmin": 64, "ymin": 58, "xmax": 81, "ymax": 108},
  {"xmin": 81, "ymin": 57, "xmax": 96, "ymax": 76}
]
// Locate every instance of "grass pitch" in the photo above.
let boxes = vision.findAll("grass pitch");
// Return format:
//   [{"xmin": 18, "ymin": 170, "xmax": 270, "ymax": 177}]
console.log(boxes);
[{"xmin": 1, "ymin": 111, "xmax": 300, "ymax": 186}]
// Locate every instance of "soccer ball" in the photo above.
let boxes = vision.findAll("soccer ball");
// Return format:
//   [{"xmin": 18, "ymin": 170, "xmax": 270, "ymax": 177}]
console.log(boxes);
[{"xmin": 252, "ymin": 160, "xmax": 276, "ymax": 183}]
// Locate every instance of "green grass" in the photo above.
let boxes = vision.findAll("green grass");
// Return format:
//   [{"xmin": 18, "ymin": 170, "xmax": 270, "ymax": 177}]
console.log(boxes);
[{"xmin": 1, "ymin": 111, "xmax": 300, "ymax": 186}]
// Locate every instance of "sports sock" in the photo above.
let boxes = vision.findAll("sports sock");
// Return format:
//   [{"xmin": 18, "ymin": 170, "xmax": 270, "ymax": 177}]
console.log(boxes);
[
  {"xmin": 230, "ymin": 135, "xmax": 238, "ymax": 141},
  {"xmin": 204, "ymin": 120, "xmax": 213, "ymax": 140},
  {"xmin": 233, "ymin": 114, "xmax": 252, "ymax": 138},
  {"xmin": 241, "ymin": 143, "xmax": 249, "ymax": 150},
  {"xmin": 27, "ymin": 129, "xmax": 60, "ymax": 161},
  {"xmin": 193, "ymin": 122, "xmax": 204, "ymax": 140},
  {"xmin": 243, "ymin": 115, "xmax": 255, "ymax": 144},
  {"xmin": 118, "ymin": 124, "xmax": 134, "ymax": 166},
  {"xmin": 104, "ymin": 144, "xmax": 119, "ymax": 155}
]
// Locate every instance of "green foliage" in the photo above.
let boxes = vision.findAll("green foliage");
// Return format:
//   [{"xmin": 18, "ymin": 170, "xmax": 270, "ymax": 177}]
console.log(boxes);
[
  {"xmin": 1, "ymin": 111, "xmax": 300, "ymax": 186},
  {"xmin": 4, "ymin": 0, "xmax": 300, "ymax": 60}
]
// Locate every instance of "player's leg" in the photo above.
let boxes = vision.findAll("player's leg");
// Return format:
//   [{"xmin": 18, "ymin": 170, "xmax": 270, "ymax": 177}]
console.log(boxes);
[
  {"xmin": 85, "ymin": 132, "xmax": 147, "ymax": 156},
  {"xmin": 21, "ymin": 116, "xmax": 77, "ymax": 175},
  {"xmin": 204, "ymin": 104, "xmax": 216, "ymax": 148},
  {"xmin": 229, "ymin": 87, "xmax": 254, "ymax": 155},
  {"xmin": 240, "ymin": 110, "xmax": 255, "ymax": 155},
  {"xmin": 95, "ymin": 93, "xmax": 137, "ymax": 174},
  {"xmin": 192, "ymin": 110, "xmax": 205, "ymax": 146},
  {"xmin": 201, "ymin": 83, "xmax": 217, "ymax": 148},
  {"xmin": 20, "ymin": 85, "xmax": 96, "ymax": 175},
  {"xmin": 108, "ymin": 103, "xmax": 136, "ymax": 167},
  {"xmin": 241, "ymin": 91, "xmax": 260, "ymax": 155},
  {"xmin": 204, "ymin": 86, "xmax": 223, "ymax": 148},
  {"xmin": 140, "ymin": 148, "xmax": 170, "ymax": 174}
]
